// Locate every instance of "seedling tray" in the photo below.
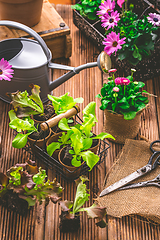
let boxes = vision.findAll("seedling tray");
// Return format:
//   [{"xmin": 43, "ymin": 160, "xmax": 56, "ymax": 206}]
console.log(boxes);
[{"xmin": 23, "ymin": 115, "xmax": 110, "ymax": 181}]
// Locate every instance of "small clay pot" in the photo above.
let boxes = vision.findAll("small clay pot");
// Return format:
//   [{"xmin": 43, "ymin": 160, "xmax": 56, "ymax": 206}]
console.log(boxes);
[
  {"xmin": 58, "ymin": 146, "xmax": 84, "ymax": 179},
  {"xmin": 59, "ymin": 211, "xmax": 80, "ymax": 232},
  {"xmin": 28, "ymin": 128, "xmax": 51, "ymax": 150}
]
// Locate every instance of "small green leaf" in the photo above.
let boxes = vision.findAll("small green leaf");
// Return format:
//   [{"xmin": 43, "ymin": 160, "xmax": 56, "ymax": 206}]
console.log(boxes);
[
  {"xmin": 12, "ymin": 133, "xmax": 28, "ymax": 149},
  {"xmin": 47, "ymin": 142, "xmax": 61, "ymax": 156}
]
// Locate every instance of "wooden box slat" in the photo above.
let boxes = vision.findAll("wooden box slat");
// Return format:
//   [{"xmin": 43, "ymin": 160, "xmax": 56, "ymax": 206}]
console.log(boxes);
[{"xmin": 0, "ymin": 4, "xmax": 160, "ymax": 240}]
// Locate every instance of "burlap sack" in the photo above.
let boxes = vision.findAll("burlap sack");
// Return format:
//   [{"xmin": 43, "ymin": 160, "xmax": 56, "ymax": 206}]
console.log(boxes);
[
  {"xmin": 104, "ymin": 109, "xmax": 143, "ymax": 144},
  {"xmin": 97, "ymin": 139, "xmax": 160, "ymax": 224}
]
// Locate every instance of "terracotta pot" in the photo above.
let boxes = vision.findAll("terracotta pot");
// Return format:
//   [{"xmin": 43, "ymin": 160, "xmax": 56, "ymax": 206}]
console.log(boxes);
[
  {"xmin": 0, "ymin": 0, "xmax": 43, "ymax": 27},
  {"xmin": 58, "ymin": 146, "xmax": 84, "ymax": 179},
  {"xmin": 104, "ymin": 107, "xmax": 147, "ymax": 144},
  {"xmin": 46, "ymin": 132, "xmax": 63, "ymax": 160},
  {"xmin": 28, "ymin": 128, "xmax": 51, "ymax": 150},
  {"xmin": 89, "ymin": 137, "xmax": 100, "ymax": 154}
]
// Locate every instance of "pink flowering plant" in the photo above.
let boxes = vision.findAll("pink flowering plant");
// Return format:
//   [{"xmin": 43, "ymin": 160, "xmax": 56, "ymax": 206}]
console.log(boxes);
[
  {"xmin": 96, "ymin": 68, "xmax": 150, "ymax": 120},
  {"xmin": 97, "ymin": 0, "xmax": 160, "ymax": 65}
]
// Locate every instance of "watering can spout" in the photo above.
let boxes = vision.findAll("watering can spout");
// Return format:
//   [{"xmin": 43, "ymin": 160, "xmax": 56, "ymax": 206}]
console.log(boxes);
[{"xmin": 48, "ymin": 51, "xmax": 111, "ymax": 92}]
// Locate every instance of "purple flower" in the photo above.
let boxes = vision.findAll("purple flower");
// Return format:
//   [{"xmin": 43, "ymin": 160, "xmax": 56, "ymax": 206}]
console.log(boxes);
[
  {"xmin": 147, "ymin": 13, "xmax": 160, "ymax": 27},
  {"xmin": 103, "ymin": 32, "xmax": 126, "ymax": 56},
  {"xmin": 117, "ymin": 0, "xmax": 125, "ymax": 8},
  {"xmin": 113, "ymin": 87, "xmax": 119, "ymax": 92},
  {"xmin": 0, "ymin": 58, "xmax": 14, "ymax": 81},
  {"xmin": 101, "ymin": 11, "xmax": 120, "ymax": 30},
  {"xmin": 97, "ymin": 0, "xmax": 115, "ymax": 16}
]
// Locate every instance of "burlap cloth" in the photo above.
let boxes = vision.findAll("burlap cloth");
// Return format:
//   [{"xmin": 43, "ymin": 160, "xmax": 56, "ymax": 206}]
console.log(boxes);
[
  {"xmin": 97, "ymin": 139, "xmax": 160, "ymax": 224},
  {"xmin": 103, "ymin": 107, "xmax": 148, "ymax": 144}
]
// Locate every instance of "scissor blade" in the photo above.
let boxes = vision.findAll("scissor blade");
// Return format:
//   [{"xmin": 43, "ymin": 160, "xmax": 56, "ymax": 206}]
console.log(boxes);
[{"xmin": 99, "ymin": 164, "xmax": 152, "ymax": 197}]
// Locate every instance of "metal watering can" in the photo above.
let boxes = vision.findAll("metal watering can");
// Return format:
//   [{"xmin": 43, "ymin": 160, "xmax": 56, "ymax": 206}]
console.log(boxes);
[{"xmin": 0, "ymin": 20, "xmax": 111, "ymax": 103}]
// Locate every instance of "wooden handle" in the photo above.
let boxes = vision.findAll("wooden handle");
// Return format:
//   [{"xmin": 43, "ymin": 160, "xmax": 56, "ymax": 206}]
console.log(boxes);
[{"xmin": 40, "ymin": 106, "xmax": 80, "ymax": 131}]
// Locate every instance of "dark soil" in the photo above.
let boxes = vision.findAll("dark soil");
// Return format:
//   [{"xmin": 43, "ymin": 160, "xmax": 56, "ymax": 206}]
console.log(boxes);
[
  {"xmin": 29, "ymin": 124, "xmax": 50, "ymax": 141},
  {"xmin": 61, "ymin": 146, "xmax": 75, "ymax": 167},
  {"xmin": 33, "ymin": 103, "xmax": 55, "ymax": 122},
  {"xmin": 59, "ymin": 211, "xmax": 80, "ymax": 232},
  {"xmin": 0, "ymin": 190, "xmax": 29, "ymax": 215}
]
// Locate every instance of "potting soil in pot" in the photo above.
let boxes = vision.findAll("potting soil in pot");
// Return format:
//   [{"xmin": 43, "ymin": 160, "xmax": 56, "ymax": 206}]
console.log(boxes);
[{"xmin": 33, "ymin": 103, "xmax": 55, "ymax": 122}]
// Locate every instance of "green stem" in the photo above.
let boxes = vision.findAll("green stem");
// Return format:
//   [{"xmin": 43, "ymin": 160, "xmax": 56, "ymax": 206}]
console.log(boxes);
[
  {"xmin": 124, "ymin": 85, "xmax": 126, "ymax": 96},
  {"xmin": 125, "ymin": 0, "xmax": 128, "ymax": 11}
]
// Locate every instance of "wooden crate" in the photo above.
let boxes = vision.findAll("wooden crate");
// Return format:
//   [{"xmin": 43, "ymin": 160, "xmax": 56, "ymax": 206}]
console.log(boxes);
[{"xmin": 0, "ymin": 0, "xmax": 72, "ymax": 59}]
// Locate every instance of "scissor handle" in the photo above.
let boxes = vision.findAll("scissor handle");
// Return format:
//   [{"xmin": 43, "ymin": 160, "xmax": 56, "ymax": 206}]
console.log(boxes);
[{"xmin": 148, "ymin": 140, "xmax": 160, "ymax": 168}]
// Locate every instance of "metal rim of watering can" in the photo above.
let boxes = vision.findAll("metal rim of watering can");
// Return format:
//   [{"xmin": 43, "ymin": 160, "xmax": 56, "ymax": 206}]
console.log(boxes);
[{"xmin": 0, "ymin": 20, "xmax": 51, "ymax": 60}]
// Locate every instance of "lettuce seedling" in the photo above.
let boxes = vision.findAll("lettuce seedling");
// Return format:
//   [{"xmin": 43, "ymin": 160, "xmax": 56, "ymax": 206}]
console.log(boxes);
[
  {"xmin": 48, "ymin": 92, "xmax": 83, "ymax": 115},
  {"xmin": 57, "ymin": 102, "xmax": 115, "ymax": 170},
  {"xmin": 7, "ymin": 84, "xmax": 44, "ymax": 118},
  {"xmin": 8, "ymin": 110, "xmax": 38, "ymax": 149},
  {"xmin": 0, "ymin": 160, "xmax": 63, "ymax": 208},
  {"xmin": 60, "ymin": 176, "xmax": 107, "ymax": 228}
]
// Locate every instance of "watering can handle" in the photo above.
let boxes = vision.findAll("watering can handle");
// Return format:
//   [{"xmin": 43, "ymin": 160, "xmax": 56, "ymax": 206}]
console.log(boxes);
[{"xmin": 0, "ymin": 20, "xmax": 50, "ymax": 60}]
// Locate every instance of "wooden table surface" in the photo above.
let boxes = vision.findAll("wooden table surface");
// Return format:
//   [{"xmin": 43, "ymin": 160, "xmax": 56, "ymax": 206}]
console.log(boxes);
[{"xmin": 0, "ymin": 4, "xmax": 160, "ymax": 240}]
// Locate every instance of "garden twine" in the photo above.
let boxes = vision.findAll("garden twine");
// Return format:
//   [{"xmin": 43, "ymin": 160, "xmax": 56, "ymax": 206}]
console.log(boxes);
[
  {"xmin": 104, "ymin": 108, "xmax": 145, "ymax": 144},
  {"xmin": 97, "ymin": 139, "xmax": 160, "ymax": 224}
]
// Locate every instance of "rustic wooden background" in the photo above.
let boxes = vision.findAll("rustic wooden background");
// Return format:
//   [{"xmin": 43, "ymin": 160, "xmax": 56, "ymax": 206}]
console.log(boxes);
[{"xmin": 0, "ymin": 4, "xmax": 160, "ymax": 240}]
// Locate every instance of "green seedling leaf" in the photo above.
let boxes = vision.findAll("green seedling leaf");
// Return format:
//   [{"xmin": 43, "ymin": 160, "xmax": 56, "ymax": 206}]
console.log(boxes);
[
  {"xmin": 12, "ymin": 133, "xmax": 29, "ymax": 149},
  {"xmin": 93, "ymin": 132, "xmax": 115, "ymax": 140},
  {"xmin": 47, "ymin": 142, "xmax": 61, "ymax": 156},
  {"xmin": 80, "ymin": 151, "xmax": 99, "ymax": 171},
  {"xmin": 72, "ymin": 176, "xmax": 90, "ymax": 214}
]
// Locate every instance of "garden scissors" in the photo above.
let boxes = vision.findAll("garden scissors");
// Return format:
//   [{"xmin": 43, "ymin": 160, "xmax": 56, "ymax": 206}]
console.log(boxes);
[
  {"xmin": 99, "ymin": 140, "xmax": 160, "ymax": 197},
  {"xmin": 117, "ymin": 173, "xmax": 160, "ymax": 190}
]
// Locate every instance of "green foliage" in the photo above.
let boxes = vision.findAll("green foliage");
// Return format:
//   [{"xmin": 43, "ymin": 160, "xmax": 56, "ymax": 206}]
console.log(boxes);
[
  {"xmin": 7, "ymin": 84, "xmax": 44, "ymax": 118},
  {"xmin": 48, "ymin": 92, "xmax": 83, "ymax": 115},
  {"xmin": 0, "ymin": 161, "xmax": 63, "ymax": 208},
  {"xmin": 47, "ymin": 102, "xmax": 114, "ymax": 170},
  {"xmin": 71, "ymin": 0, "xmax": 101, "ymax": 21},
  {"xmin": 115, "ymin": 11, "xmax": 158, "ymax": 65},
  {"xmin": 60, "ymin": 176, "xmax": 107, "ymax": 228},
  {"xmin": 97, "ymin": 70, "xmax": 150, "ymax": 120},
  {"xmin": 8, "ymin": 110, "xmax": 37, "ymax": 149}
]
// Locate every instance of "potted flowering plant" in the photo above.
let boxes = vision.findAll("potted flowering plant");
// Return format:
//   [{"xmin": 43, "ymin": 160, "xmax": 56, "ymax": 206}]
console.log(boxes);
[
  {"xmin": 73, "ymin": 0, "xmax": 160, "ymax": 80},
  {"xmin": 59, "ymin": 176, "xmax": 107, "ymax": 232},
  {"xmin": 0, "ymin": 160, "xmax": 63, "ymax": 215},
  {"xmin": 96, "ymin": 68, "xmax": 150, "ymax": 144}
]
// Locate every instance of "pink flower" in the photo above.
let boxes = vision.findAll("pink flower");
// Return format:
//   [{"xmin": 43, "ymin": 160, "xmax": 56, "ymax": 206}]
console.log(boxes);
[
  {"xmin": 113, "ymin": 87, "xmax": 119, "ymax": 92},
  {"xmin": 121, "ymin": 78, "xmax": 130, "ymax": 85},
  {"xmin": 0, "ymin": 58, "xmax": 14, "ymax": 81},
  {"xmin": 101, "ymin": 11, "xmax": 120, "ymax": 30},
  {"xmin": 147, "ymin": 13, "xmax": 160, "ymax": 27},
  {"xmin": 97, "ymin": 0, "xmax": 115, "ymax": 16},
  {"xmin": 115, "ymin": 77, "xmax": 122, "ymax": 85},
  {"xmin": 103, "ymin": 32, "xmax": 126, "ymax": 56},
  {"xmin": 117, "ymin": 0, "xmax": 125, "ymax": 8},
  {"xmin": 108, "ymin": 69, "xmax": 117, "ymax": 73}
]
